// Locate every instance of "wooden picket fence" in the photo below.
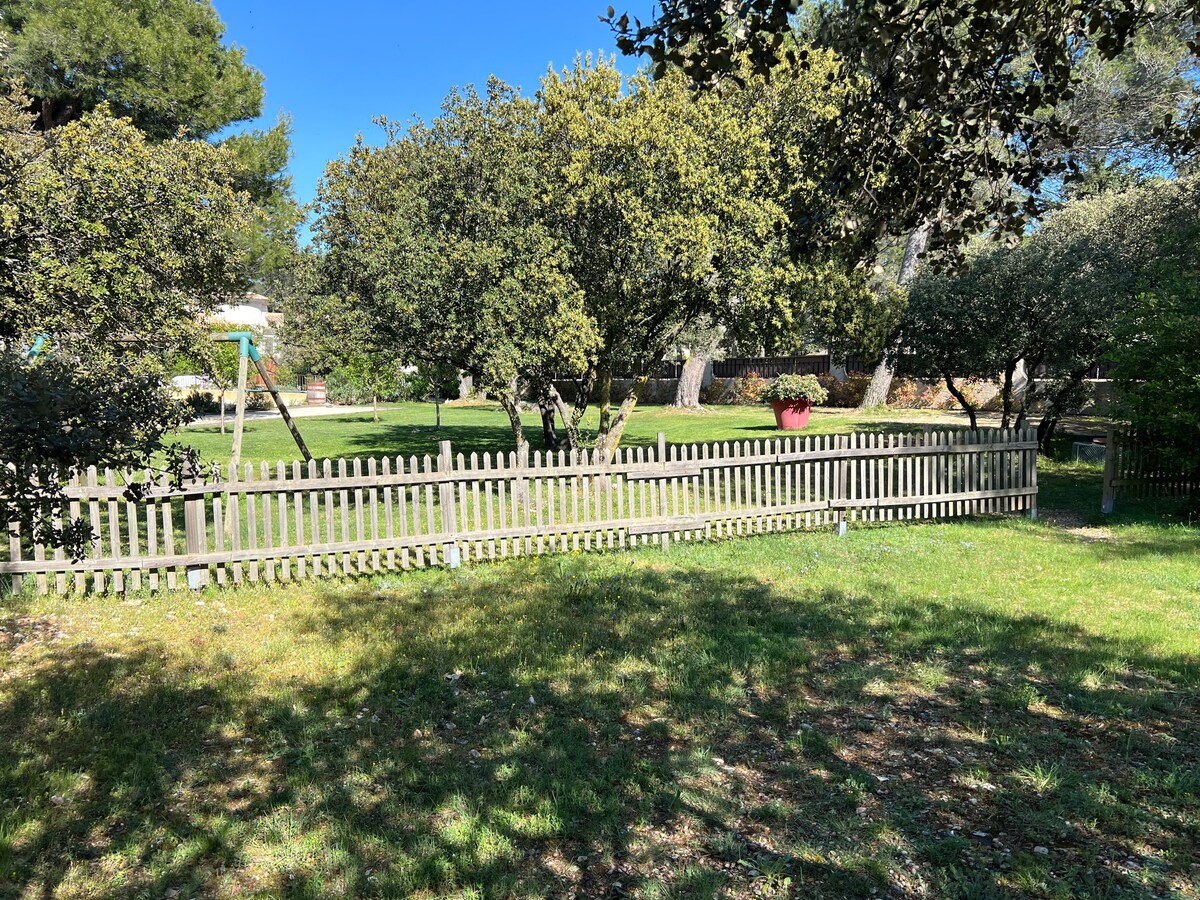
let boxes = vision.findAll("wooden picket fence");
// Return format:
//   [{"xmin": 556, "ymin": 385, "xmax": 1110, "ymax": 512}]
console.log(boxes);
[
  {"xmin": 1101, "ymin": 425, "xmax": 1200, "ymax": 513},
  {"xmin": 2, "ymin": 428, "xmax": 1039, "ymax": 596}
]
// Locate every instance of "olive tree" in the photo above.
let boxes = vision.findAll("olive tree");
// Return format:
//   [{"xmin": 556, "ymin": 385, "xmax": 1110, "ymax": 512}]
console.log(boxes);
[
  {"xmin": 539, "ymin": 56, "xmax": 844, "ymax": 454},
  {"xmin": 901, "ymin": 177, "xmax": 1200, "ymax": 445}
]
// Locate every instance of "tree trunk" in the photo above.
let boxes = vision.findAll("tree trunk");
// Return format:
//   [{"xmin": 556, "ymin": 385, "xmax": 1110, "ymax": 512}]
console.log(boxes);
[
  {"xmin": 547, "ymin": 384, "xmax": 582, "ymax": 452},
  {"xmin": 569, "ymin": 371, "xmax": 594, "ymax": 434},
  {"xmin": 671, "ymin": 351, "xmax": 712, "ymax": 409},
  {"xmin": 594, "ymin": 376, "xmax": 647, "ymax": 462},
  {"xmin": 1000, "ymin": 360, "xmax": 1017, "ymax": 428},
  {"xmin": 538, "ymin": 392, "xmax": 560, "ymax": 450},
  {"xmin": 1015, "ymin": 352, "xmax": 1045, "ymax": 429},
  {"xmin": 859, "ymin": 221, "xmax": 933, "ymax": 409},
  {"xmin": 943, "ymin": 373, "xmax": 978, "ymax": 430},
  {"xmin": 860, "ymin": 357, "xmax": 895, "ymax": 409},
  {"xmin": 39, "ymin": 96, "xmax": 78, "ymax": 131},
  {"xmin": 372, "ymin": 393, "xmax": 379, "ymax": 423},
  {"xmin": 497, "ymin": 393, "xmax": 528, "ymax": 454},
  {"xmin": 219, "ymin": 389, "xmax": 227, "ymax": 434},
  {"xmin": 597, "ymin": 369, "xmax": 613, "ymax": 438},
  {"xmin": 1036, "ymin": 415, "xmax": 1058, "ymax": 452}
]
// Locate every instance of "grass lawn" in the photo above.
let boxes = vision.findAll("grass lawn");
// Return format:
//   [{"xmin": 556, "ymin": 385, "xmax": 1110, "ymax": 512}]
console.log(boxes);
[
  {"xmin": 3, "ymin": 410, "xmax": 1198, "ymax": 898},
  {"xmin": 180, "ymin": 402, "xmax": 975, "ymax": 467}
]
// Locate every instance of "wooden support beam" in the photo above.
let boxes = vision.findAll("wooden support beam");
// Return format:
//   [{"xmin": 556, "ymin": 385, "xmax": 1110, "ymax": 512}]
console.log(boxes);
[{"xmin": 251, "ymin": 355, "xmax": 313, "ymax": 462}]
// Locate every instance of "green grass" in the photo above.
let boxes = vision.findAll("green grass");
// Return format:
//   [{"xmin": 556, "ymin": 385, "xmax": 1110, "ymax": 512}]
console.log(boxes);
[
  {"xmin": 3, "ymin": 409, "xmax": 1199, "ymax": 898},
  {"xmin": 180, "ymin": 401, "xmax": 969, "ymax": 467}
]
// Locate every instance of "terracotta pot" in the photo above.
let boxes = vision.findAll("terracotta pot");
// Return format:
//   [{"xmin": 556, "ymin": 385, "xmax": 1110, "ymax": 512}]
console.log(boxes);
[
  {"xmin": 772, "ymin": 398, "xmax": 812, "ymax": 430},
  {"xmin": 306, "ymin": 381, "xmax": 327, "ymax": 405}
]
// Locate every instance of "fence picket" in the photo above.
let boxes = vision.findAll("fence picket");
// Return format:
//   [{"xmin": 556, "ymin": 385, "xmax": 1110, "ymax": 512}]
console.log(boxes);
[
  {"xmin": 246, "ymin": 463, "xmax": 260, "ymax": 583},
  {"xmin": 381, "ymin": 457, "xmax": 395, "ymax": 571},
  {"xmin": 276, "ymin": 462, "xmax": 290, "ymax": 580},
  {"xmin": 2, "ymin": 428, "xmax": 1041, "ymax": 594}
]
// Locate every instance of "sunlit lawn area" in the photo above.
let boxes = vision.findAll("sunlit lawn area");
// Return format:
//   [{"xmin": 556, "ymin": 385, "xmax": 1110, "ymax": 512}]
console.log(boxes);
[
  {"xmin": 2, "ymin": 409, "xmax": 1197, "ymax": 898},
  {"xmin": 180, "ymin": 401, "xmax": 976, "ymax": 467}
]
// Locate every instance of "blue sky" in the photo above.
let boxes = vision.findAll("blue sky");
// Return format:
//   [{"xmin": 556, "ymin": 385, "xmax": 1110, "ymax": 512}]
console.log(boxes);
[{"xmin": 214, "ymin": 1, "xmax": 642, "ymax": 209}]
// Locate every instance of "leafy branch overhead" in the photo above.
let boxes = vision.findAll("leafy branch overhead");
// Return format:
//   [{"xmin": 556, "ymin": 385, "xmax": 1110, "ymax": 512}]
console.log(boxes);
[{"xmin": 605, "ymin": 0, "xmax": 1200, "ymax": 256}]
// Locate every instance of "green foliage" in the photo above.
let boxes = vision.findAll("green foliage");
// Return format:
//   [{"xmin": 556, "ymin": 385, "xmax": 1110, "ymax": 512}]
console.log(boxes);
[
  {"xmin": 1108, "ymin": 236, "xmax": 1200, "ymax": 458},
  {"xmin": 903, "ymin": 176, "xmax": 1200, "ymax": 435},
  {"xmin": 184, "ymin": 324, "xmax": 263, "ymax": 394},
  {"xmin": 0, "ymin": 94, "xmax": 252, "ymax": 553},
  {"xmin": 0, "ymin": 350, "xmax": 193, "ymax": 554},
  {"xmin": 324, "ymin": 354, "xmax": 414, "ymax": 412},
  {"xmin": 302, "ymin": 53, "xmax": 855, "ymax": 452},
  {"xmin": 219, "ymin": 114, "xmax": 303, "ymax": 289},
  {"xmin": 0, "ymin": 0, "xmax": 297, "ymax": 288},
  {"xmin": 540, "ymin": 54, "xmax": 845, "ymax": 449},
  {"xmin": 761, "ymin": 373, "xmax": 828, "ymax": 404},
  {"xmin": 0, "ymin": 98, "xmax": 250, "ymax": 344},
  {"xmin": 807, "ymin": 269, "xmax": 904, "ymax": 366},
  {"xmin": 182, "ymin": 391, "xmax": 220, "ymax": 418},
  {"xmin": 1051, "ymin": 1, "xmax": 1200, "ymax": 186},
  {"xmin": 305, "ymin": 78, "xmax": 597, "ymax": 447},
  {"xmin": 0, "ymin": 0, "xmax": 263, "ymax": 138},
  {"xmin": 607, "ymin": 0, "xmax": 1200, "ymax": 258}
]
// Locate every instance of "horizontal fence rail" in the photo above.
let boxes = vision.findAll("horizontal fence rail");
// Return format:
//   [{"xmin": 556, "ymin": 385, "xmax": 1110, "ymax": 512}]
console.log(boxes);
[
  {"xmin": 3, "ymin": 428, "xmax": 1038, "ymax": 595},
  {"xmin": 712, "ymin": 355, "xmax": 833, "ymax": 379}
]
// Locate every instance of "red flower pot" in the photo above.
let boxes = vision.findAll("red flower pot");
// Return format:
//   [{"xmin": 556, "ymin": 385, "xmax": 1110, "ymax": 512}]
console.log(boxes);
[{"xmin": 772, "ymin": 398, "xmax": 812, "ymax": 430}]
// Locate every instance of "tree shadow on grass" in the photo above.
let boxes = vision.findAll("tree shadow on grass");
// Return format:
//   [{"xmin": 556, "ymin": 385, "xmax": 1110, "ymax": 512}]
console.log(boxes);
[
  {"xmin": 1, "ymin": 556, "xmax": 1197, "ymax": 897},
  {"xmin": 0, "ymin": 644, "xmax": 275, "ymax": 897}
]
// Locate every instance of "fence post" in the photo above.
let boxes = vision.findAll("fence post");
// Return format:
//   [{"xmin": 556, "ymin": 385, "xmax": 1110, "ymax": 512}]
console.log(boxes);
[
  {"xmin": 1101, "ymin": 424, "xmax": 1118, "ymax": 514},
  {"xmin": 836, "ymin": 434, "xmax": 848, "ymax": 536},
  {"xmin": 438, "ymin": 439, "xmax": 460, "ymax": 568},
  {"xmin": 183, "ymin": 468, "xmax": 209, "ymax": 589}
]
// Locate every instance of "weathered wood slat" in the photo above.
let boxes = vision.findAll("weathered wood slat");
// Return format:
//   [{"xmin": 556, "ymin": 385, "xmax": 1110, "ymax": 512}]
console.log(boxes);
[
  {"xmin": 2, "ymin": 427, "xmax": 1041, "ymax": 592},
  {"xmin": 48, "ymin": 439, "xmax": 1040, "ymax": 501}
]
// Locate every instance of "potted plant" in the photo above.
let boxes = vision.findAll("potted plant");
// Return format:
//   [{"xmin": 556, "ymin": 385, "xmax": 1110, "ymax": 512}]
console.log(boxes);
[{"xmin": 762, "ymin": 373, "xmax": 829, "ymax": 430}]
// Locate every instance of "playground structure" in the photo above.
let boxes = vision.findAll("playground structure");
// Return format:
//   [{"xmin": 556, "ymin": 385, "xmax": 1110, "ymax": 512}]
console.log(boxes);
[{"xmin": 212, "ymin": 331, "xmax": 312, "ymax": 473}]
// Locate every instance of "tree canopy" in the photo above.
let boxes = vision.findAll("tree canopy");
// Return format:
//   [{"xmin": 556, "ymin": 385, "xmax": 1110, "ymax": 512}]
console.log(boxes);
[
  {"xmin": 537, "ymin": 54, "xmax": 851, "ymax": 452},
  {"xmin": 607, "ymin": 0, "xmax": 1200, "ymax": 258},
  {"xmin": 300, "ymin": 78, "xmax": 598, "ymax": 451},
  {"xmin": 0, "ymin": 0, "xmax": 300, "ymax": 289},
  {"xmin": 0, "ymin": 94, "xmax": 252, "ymax": 554},
  {"xmin": 0, "ymin": 0, "xmax": 263, "ymax": 137},
  {"xmin": 901, "ymin": 176, "xmax": 1200, "ymax": 442},
  {"xmin": 298, "ymin": 54, "xmax": 851, "ymax": 454}
]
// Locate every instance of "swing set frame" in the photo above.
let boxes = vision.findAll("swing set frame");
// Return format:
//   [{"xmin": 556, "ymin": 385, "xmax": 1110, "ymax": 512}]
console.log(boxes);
[{"xmin": 211, "ymin": 331, "xmax": 312, "ymax": 473}]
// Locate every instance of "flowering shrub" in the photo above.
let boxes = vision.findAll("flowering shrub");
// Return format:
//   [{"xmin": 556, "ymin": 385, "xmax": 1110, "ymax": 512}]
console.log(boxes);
[
  {"xmin": 818, "ymin": 372, "xmax": 872, "ymax": 407},
  {"xmin": 726, "ymin": 371, "xmax": 769, "ymax": 405},
  {"xmin": 888, "ymin": 377, "xmax": 942, "ymax": 409},
  {"xmin": 761, "ymin": 373, "xmax": 829, "ymax": 405}
]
